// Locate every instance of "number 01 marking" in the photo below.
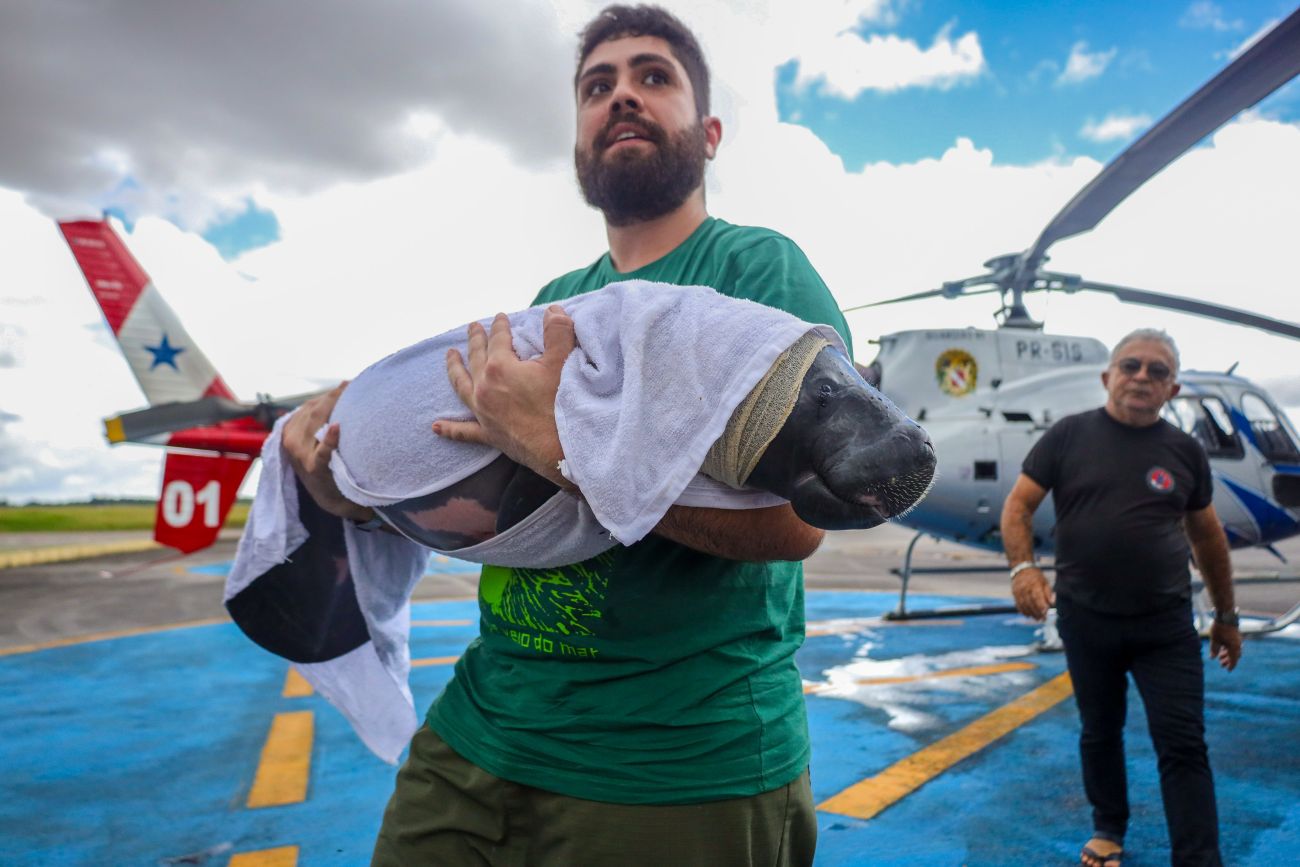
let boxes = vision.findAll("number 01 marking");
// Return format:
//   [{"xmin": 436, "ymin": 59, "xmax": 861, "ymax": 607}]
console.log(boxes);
[{"xmin": 162, "ymin": 480, "xmax": 221, "ymax": 527}]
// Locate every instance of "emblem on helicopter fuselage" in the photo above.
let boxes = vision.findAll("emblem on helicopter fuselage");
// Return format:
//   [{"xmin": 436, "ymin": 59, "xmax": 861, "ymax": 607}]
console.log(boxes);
[{"xmin": 936, "ymin": 349, "xmax": 978, "ymax": 397}]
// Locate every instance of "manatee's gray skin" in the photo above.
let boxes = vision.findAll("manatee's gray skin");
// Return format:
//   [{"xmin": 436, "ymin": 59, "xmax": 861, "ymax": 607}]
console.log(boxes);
[{"xmin": 745, "ymin": 347, "xmax": 935, "ymax": 530}]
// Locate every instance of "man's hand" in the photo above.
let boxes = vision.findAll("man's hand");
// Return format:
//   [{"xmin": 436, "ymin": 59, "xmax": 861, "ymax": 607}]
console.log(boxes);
[
  {"xmin": 282, "ymin": 382, "xmax": 374, "ymax": 523},
  {"xmin": 1209, "ymin": 621, "xmax": 1242, "ymax": 671},
  {"xmin": 436, "ymin": 305, "xmax": 577, "ymax": 487},
  {"xmin": 1011, "ymin": 567, "xmax": 1055, "ymax": 621}
]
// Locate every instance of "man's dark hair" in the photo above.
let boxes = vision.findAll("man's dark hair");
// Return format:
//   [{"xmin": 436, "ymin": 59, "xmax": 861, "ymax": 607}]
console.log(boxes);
[{"xmin": 576, "ymin": 5, "xmax": 711, "ymax": 117}]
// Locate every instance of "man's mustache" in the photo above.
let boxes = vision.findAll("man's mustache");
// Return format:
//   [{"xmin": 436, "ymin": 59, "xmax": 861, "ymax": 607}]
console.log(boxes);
[{"xmin": 596, "ymin": 117, "xmax": 665, "ymax": 152}]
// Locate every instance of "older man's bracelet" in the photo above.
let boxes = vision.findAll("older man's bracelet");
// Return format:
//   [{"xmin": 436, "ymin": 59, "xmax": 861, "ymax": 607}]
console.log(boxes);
[{"xmin": 1008, "ymin": 561, "xmax": 1038, "ymax": 581}]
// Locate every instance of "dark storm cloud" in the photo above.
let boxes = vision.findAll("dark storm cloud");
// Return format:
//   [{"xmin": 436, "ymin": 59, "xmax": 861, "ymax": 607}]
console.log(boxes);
[{"xmin": 0, "ymin": 0, "xmax": 575, "ymax": 210}]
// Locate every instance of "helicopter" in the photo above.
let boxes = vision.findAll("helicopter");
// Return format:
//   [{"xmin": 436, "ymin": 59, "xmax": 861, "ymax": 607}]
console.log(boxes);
[{"xmin": 843, "ymin": 8, "xmax": 1300, "ymax": 632}]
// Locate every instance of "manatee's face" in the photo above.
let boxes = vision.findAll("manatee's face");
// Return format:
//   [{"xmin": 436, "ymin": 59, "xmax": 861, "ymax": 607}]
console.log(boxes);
[{"xmin": 747, "ymin": 347, "xmax": 936, "ymax": 530}]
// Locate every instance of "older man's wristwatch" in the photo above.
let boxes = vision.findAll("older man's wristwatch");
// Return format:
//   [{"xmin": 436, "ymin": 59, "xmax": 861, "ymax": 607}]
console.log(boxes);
[{"xmin": 1212, "ymin": 607, "xmax": 1240, "ymax": 627}]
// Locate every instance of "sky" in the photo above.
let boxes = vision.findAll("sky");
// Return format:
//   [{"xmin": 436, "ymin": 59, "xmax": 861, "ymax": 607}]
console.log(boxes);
[{"xmin": 1, "ymin": 0, "xmax": 1298, "ymax": 503}]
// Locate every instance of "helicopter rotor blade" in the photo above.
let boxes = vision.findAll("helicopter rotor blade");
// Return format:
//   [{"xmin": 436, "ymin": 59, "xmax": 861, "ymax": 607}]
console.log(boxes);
[
  {"xmin": 104, "ymin": 389, "xmax": 327, "ymax": 444},
  {"xmin": 841, "ymin": 280, "xmax": 1001, "ymax": 314},
  {"xmin": 106, "ymin": 397, "xmax": 259, "ymax": 443},
  {"xmin": 1042, "ymin": 279, "xmax": 1300, "ymax": 341},
  {"xmin": 1021, "ymin": 8, "xmax": 1300, "ymax": 272}
]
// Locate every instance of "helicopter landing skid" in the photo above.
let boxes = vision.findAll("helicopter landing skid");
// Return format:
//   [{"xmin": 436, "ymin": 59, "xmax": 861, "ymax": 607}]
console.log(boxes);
[{"xmin": 882, "ymin": 530, "xmax": 1027, "ymax": 621}]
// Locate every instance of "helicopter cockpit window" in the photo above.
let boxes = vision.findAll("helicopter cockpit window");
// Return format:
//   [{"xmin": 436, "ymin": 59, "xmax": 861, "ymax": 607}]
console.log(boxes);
[
  {"xmin": 1161, "ymin": 396, "xmax": 1243, "ymax": 459},
  {"xmin": 1241, "ymin": 393, "xmax": 1300, "ymax": 462}
]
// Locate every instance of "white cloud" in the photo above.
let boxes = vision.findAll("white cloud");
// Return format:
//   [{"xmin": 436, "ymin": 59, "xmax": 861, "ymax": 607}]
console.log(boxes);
[
  {"xmin": 1180, "ymin": 1, "xmax": 1244, "ymax": 32},
  {"xmin": 1226, "ymin": 17, "xmax": 1282, "ymax": 60},
  {"xmin": 2, "ymin": 1, "xmax": 1299, "ymax": 502},
  {"xmin": 1080, "ymin": 113, "xmax": 1153, "ymax": 143},
  {"xmin": 1057, "ymin": 41, "xmax": 1118, "ymax": 85},
  {"xmin": 790, "ymin": 24, "xmax": 986, "ymax": 98},
  {"xmin": 1, "ymin": 0, "xmax": 574, "ymax": 229}
]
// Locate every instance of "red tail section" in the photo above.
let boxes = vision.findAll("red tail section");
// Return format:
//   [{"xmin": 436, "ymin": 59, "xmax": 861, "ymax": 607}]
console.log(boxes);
[{"xmin": 154, "ymin": 450, "xmax": 254, "ymax": 554}]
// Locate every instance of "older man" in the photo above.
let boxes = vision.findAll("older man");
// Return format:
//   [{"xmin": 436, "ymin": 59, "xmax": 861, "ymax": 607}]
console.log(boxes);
[{"xmin": 1001, "ymin": 328, "xmax": 1242, "ymax": 867}]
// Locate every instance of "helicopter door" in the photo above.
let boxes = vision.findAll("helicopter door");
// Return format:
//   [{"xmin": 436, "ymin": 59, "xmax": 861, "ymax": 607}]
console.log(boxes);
[{"xmin": 1239, "ymin": 393, "xmax": 1300, "ymax": 509}]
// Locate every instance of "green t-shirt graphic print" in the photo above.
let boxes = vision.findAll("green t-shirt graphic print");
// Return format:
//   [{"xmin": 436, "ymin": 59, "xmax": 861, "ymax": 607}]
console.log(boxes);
[{"xmin": 427, "ymin": 217, "xmax": 852, "ymax": 804}]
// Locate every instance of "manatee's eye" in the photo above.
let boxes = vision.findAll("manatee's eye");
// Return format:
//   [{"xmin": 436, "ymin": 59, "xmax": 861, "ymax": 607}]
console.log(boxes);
[{"xmin": 818, "ymin": 383, "xmax": 833, "ymax": 408}]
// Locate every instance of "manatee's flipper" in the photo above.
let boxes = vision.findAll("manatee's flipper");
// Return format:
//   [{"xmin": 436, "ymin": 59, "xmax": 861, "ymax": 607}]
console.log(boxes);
[
  {"xmin": 226, "ymin": 477, "xmax": 370, "ymax": 663},
  {"xmin": 496, "ymin": 464, "xmax": 561, "ymax": 533},
  {"xmin": 745, "ymin": 346, "xmax": 935, "ymax": 530}
]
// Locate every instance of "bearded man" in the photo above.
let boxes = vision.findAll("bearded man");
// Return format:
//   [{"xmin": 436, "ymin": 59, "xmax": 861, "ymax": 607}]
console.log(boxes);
[{"xmin": 285, "ymin": 6, "xmax": 852, "ymax": 865}]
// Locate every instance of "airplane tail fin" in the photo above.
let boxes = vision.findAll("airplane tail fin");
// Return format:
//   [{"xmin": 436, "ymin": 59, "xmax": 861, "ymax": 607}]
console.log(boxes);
[
  {"xmin": 155, "ymin": 451, "xmax": 253, "ymax": 553},
  {"xmin": 57, "ymin": 218, "xmax": 235, "ymax": 404}
]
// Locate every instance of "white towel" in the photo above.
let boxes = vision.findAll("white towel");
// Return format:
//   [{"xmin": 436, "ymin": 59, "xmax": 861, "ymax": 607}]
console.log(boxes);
[
  {"xmin": 330, "ymin": 280, "xmax": 843, "ymax": 547},
  {"xmin": 226, "ymin": 280, "xmax": 846, "ymax": 762}
]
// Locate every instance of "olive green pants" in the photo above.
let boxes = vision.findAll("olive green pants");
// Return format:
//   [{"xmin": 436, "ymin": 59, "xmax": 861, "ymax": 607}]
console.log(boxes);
[{"xmin": 371, "ymin": 726, "xmax": 817, "ymax": 867}]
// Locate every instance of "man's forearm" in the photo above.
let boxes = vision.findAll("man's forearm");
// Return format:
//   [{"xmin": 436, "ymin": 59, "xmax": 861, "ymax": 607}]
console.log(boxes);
[
  {"xmin": 1190, "ymin": 529, "xmax": 1235, "ymax": 614},
  {"xmin": 1000, "ymin": 501, "xmax": 1038, "ymax": 565},
  {"xmin": 653, "ymin": 503, "xmax": 824, "ymax": 562}
]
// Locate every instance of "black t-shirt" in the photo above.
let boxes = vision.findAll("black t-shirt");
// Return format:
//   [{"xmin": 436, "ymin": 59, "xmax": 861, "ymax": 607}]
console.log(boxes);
[{"xmin": 1022, "ymin": 408, "xmax": 1213, "ymax": 616}]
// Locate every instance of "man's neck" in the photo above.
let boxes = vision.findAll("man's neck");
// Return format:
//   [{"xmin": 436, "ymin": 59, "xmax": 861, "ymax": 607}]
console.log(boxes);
[
  {"xmin": 604, "ymin": 193, "xmax": 708, "ymax": 273},
  {"xmin": 1104, "ymin": 401, "xmax": 1161, "ymax": 428}
]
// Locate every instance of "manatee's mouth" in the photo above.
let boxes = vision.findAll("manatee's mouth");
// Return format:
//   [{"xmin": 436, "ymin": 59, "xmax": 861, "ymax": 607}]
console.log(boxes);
[{"xmin": 789, "ymin": 458, "xmax": 936, "ymax": 531}]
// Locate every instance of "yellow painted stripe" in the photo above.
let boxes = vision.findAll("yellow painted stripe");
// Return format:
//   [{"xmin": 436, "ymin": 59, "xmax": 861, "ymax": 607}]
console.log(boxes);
[
  {"xmin": 411, "ymin": 619, "xmax": 473, "ymax": 627},
  {"xmin": 282, "ymin": 668, "xmax": 314, "ymax": 698},
  {"xmin": 228, "ymin": 845, "xmax": 299, "ymax": 867},
  {"xmin": 410, "ymin": 655, "xmax": 460, "ymax": 668},
  {"xmin": 818, "ymin": 672, "xmax": 1074, "ymax": 819},
  {"xmin": 247, "ymin": 711, "xmax": 314, "ymax": 808},
  {"xmin": 804, "ymin": 661, "xmax": 1036, "ymax": 694},
  {"xmin": 0, "ymin": 538, "xmax": 161, "ymax": 570},
  {"xmin": 0, "ymin": 617, "xmax": 227, "ymax": 658},
  {"xmin": 855, "ymin": 661, "xmax": 1036, "ymax": 686}
]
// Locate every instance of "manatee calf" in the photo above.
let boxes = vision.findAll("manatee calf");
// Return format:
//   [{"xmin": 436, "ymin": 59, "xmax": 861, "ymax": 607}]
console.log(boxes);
[
  {"xmin": 227, "ymin": 281, "xmax": 935, "ymax": 665},
  {"xmin": 382, "ymin": 338, "xmax": 935, "ymax": 549}
]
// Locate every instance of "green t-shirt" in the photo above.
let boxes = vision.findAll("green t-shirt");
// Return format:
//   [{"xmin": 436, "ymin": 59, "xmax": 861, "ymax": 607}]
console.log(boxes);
[{"xmin": 427, "ymin": 217, "xmax": 852, "ymax": 804}]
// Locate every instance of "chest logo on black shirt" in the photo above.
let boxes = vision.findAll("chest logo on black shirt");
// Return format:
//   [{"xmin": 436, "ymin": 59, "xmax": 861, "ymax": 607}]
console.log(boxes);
[{"xmin": 1146, "ymin": 466, "xmax": 1175, "ymax": 493}]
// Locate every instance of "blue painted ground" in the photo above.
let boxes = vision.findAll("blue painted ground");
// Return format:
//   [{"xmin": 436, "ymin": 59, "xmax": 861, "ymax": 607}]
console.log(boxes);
[{"xmin": 1, "ymin": 587, "xmax": 1297, "ymax": 866}]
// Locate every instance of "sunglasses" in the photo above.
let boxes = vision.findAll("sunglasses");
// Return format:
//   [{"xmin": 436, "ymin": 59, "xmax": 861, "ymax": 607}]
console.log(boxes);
[{"xmin": 1115, "ymin": 357, "xmax": 1173, "ymax": 381}]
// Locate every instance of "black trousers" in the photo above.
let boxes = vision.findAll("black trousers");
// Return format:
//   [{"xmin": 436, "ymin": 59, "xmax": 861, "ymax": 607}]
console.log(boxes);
[{"xmin": 1056, "ymin": 597, "xmax": 1222, "ymax": 867}]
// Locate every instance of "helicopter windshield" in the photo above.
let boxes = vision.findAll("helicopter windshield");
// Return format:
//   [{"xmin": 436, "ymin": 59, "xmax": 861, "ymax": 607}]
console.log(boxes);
[
  {"xmin": 1240, "ymin": 393, "xmax": 1300, "ymax": 463},
  {"xmin": 1161, "ymin": 396, "xmax": 1244, "ymax": 459}
]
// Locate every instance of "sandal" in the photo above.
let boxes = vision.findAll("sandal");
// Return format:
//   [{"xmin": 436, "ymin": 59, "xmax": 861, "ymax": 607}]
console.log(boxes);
[{"xmin": 1080, "ymin": 843, "xmax": 1123, "ymax": 866}]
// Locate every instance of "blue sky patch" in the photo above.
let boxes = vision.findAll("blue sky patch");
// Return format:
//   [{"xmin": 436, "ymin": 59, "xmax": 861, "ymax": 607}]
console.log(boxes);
[
  {"xmin": 201, "ymin": 199, "xmax": 282, "ymax": 260},
  {"xmin": 777, "ymin": 1, "xmax": 1296, "ymax": 168}
]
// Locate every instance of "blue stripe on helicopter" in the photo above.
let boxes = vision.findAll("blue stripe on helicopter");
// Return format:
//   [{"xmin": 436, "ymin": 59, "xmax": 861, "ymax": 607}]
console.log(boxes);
[{"xmin": 1219, "ymin": 476, "xmax": 1299, "ymax": 543}]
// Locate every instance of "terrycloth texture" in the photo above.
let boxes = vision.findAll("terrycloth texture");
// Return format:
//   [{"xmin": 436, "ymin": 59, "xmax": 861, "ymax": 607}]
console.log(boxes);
[
  {"xmin": 331, "ymin": 280, "xmax": 844, "ymax": 549},
  {"xmin": 226, "ymin": 280, "xmax": 846, "ymax": 762}
]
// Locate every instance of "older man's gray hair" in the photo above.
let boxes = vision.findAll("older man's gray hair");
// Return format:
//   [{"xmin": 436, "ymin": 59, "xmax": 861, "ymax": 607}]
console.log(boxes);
[{"xmin": 1110, "ymin": 328, "xmax": 1180, "ymax": 375}]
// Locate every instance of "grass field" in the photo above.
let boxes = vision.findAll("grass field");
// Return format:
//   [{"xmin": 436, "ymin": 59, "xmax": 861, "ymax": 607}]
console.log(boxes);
[{"xmin": 0, "ymin": 503, "xmax": 250, "ymax": 533}]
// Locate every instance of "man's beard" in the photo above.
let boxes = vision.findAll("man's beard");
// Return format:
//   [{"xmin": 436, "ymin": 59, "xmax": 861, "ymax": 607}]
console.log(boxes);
[{"xmin": 575, "ymin": 118, "xmax": 708, "ymax": 227}]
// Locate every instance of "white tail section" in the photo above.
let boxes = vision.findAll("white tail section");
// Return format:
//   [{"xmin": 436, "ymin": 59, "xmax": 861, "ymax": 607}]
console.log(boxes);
[{"xmin": 58, "ymin": 219, "xmax": 234, "ymax": 404}]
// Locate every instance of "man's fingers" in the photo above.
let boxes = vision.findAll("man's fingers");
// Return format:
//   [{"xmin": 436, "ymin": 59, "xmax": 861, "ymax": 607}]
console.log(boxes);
[
  {"xmin": 487, "ymin": 312, "xmax": 516, "ymax": 360},
  {"xmin": 321, "ymin": 422, "xmax": 341, "ymax": 452},
  {"xmin": 542, "ymin": 305, "xmax": 577, "ymax": 368},
  {"xmin": 433, "ymin": 419, "xmax": 487, "ymax": 444},
  {"xmin": 466, "ymin": 320, "xmax": 489, "ymax": 371},
  {"xmin": 446, "ymin": 348, "xmax": 474, "ymax": 404}
]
